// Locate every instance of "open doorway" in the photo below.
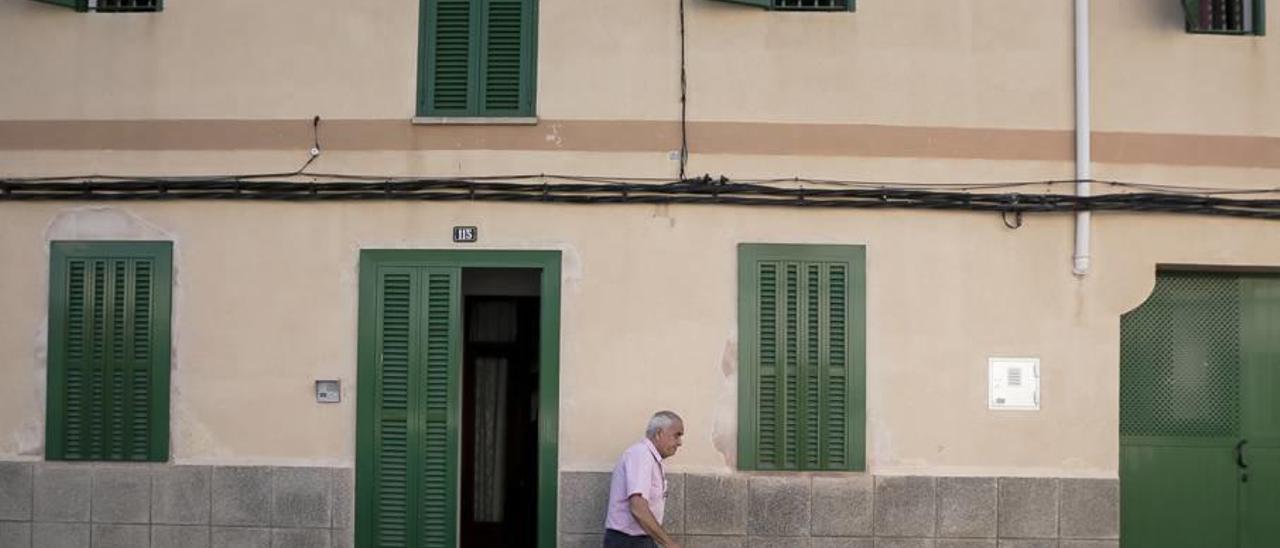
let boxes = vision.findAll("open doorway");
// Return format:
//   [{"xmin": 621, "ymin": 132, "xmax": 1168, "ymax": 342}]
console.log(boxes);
[{"xmin": 460, "ymin": 268, "xmax": 541, "ymax": 547}]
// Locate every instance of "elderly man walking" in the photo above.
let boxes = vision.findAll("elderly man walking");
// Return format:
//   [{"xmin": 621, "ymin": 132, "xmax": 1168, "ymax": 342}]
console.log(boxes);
[{"xmin": 602, "ymin": 411, "xmax": 684, "ymax": 548}]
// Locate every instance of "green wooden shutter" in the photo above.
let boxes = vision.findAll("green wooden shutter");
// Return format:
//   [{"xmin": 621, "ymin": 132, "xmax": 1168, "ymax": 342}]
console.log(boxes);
[
  {"xmin": 715, "ymin": 0, "xmax": 772, "ymax": 7},
  {"xmin": 739, "ymin": 245, "xmax": 864, "ymax": 471},
  {"xmin": 371, "ymin": 267, "xmax": 415, "ymax": 547},
  {"xmin": 419, "ymin": 268, "xmax": 460, "ymax": 547},
  {"xmin": 756, "ymin": 262, "xmax": 781, "ymax": 468},
  {"xmin": 425, "ymin": 0, "xmax": 475, "ymax": 115},
  {"xmin": 479, "ymin": 0, "xmax": 535, "ymax": 115},
  {"xmin": 421, "ymin": 0, "xmax": 536, "ymax": 117},
  {"xmin": 822, "ymin": 262, "xmax": 850, "ymax": 469},
  {"xmin": 712, "ymin": 0, "xmax": 855, "ymax": 10},
  {"xmin": 30, "ymin": 0, "xmax": 164, "ymax": 11},
  {"xmin": 367, "ymin": 265, "xmax": 459, "ymax": 547},
  {"xmin": 30, "ymin": 0, "xmax": 88, "ymax": 10},
  {"xmin": 48, "ymin": 242, "xmax": 171, "ymax": 462},
  {"xmin": 1183, "ymin": 0, "xmax": 1266, "ymax": 35}
]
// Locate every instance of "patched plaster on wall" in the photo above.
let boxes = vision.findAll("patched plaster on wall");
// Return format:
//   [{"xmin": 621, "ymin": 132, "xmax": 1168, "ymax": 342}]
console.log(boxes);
[{"xmin": 711, "ymin": 336, "xmax": 738, "ymax": 469}]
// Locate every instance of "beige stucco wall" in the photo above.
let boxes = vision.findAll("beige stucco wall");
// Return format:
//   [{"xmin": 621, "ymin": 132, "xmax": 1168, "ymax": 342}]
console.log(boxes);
[
  {"xmin": 0, "ymin": 0, "xmax": 1076, "ymax": 127},
  {"xmin": 2, "ymin": 0, "xmax": 1279, "ymax": 480},
  {"xmin": 2, "ymin": 0, "xmax": 1277, "ymax": 138},
  {"xmin": 3, "ymin": 193, "xmax": 1278, "ymax": 476}
]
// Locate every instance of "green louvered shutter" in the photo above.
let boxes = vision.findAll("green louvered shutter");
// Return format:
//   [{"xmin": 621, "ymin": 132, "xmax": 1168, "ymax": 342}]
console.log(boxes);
[
  {"xmin": 1183, "ymin": 0, "xmax": 1265, "ymax": 35},
  {"xmin": 822, "ymin": 262, "xmax": 850, "ymax": 469},
  {"xmin": 371, "ymin": 267, "xmax": 415, "ymax": 547},
  {"xmin": 424, "ymin": 0, "xmax": 475, "ymax": 115},
  {"xmin": 712, "ymin": 0, "xmax": 856, "ymax": 10},
  {"xmin": 419, "ymin": 268, "xmax": 459, "ymax": 547},
  {"xmin": 367, "ymin": 265, "xmax": 460, "ymax": 547},
  {"xmin": 756, "ymin": 261, "xmax": 781, "ymax": 468},
  {"xmin": 420, "ymin": 0, "xmax": 536, "ymax": 117},
  {"xmin": 739, "ymin": 245, "xmax": 864, "ymax": 471},
  {"xmin": 47, "ymin": 242, "xmax": 171, "ymax": 462},
  {"xmin": 31, "ymin": 0, "xmax": 88, "ymax": 10},
  {"xmin": 479, "ymin": 0, "xmax": 535, "ymax": 115},
  {"xmin": 715, "ymin": 0, "xmax": 772, "ymax": 7}
]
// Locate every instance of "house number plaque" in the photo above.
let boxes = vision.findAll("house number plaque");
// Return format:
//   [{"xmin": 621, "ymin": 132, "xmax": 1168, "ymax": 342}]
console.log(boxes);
[{"xmin": 453, "ymin": 226, "xmax": 478, "ymax": 243}]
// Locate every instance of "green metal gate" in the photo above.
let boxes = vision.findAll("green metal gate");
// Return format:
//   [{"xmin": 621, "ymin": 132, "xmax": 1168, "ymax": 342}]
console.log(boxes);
[{"xmin": 1120, "ymin": 271, "xmax": 1280, "ymax": 548}]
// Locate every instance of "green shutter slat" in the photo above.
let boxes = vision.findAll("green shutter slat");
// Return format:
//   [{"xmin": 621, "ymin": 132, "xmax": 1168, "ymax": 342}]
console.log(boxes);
[
  {"xmin": 129, "ymin": 260, "xmax": 152, "ymax": 460},
  {"xmin": 106, "ymin": 260, "xmax": 126, "ymax": 459},
  {"xmin": 48, "ymin": 243, "xmax": 170, "ymax": 462},
  {"xmin": 801, "ymin": 263, "xmax": 821, "ymax": 470},
  {"xmin": 427, "ymin": 0, "xmax": 475, "ymax": 114},
  {"xmin": 63, "ymin": 260, "xmax": 88, "ymax": 459},
  {"xmin": 783, "ymin": 262, "xmax": 800, "ymax": 469},
  {"xmin": 480, "ymin": 0, "xmax": 531, "ymax": 114},
  {"xmin": 88, "ymin": 260, "xmax": 107, "ymax": 459},
  {"xmin": 823, "ymin": 263, "xmax": 848, "ymax": 469},
  {"xmin": 420, "ymin": 268, "xmax": 459, "ymax": 548},
  {"xmin": 373, "ymin": 269, "xmax": 414, "ymax": 547},
  {"xmin": 757, "ymin": 262, "xmax": 779, "ymax": 468}
]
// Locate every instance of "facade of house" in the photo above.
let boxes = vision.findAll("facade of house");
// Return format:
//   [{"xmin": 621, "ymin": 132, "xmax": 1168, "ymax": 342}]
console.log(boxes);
[{"xmin": 1, "ymin": 0, "xmax": 1279, "ymax": 547}]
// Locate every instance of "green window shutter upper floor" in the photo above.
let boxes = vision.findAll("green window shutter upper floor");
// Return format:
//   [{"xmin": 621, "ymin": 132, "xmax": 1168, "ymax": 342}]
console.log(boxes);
[
  {"xmin": 420, "ymin": 0, "xmax": 537, "ymax": 117},
  {"xmin": 47, "ymin": 242, "xmax": 172, "ymax": 462},
  {"xmin": 480, "ymin": 0, "xmax": 535, "ymax": 114},
  {"xmin": 714, "ymin": 0, "xmax": 773, "ymax": 8},
  {"xmin": 738, "ymin": 244, "xmax": 865, "ymax": 471},
  {"xmin": 425, "ymin": 0, "xmax": 474, "ymax": 115},
  {"xmin": 711, "ymin": 0, "xmax": 856, "ymax": 11},
  {"xmin": 29, "ymin": 0, "xmax": 163, "ymax": 12},
  {"xmin": 1183, "ymin": 0, "xmax": 1266, "ymax": 35},
  {"xmin": 30, "ymin": 0, "xmax": 87, "ymax": 10}
]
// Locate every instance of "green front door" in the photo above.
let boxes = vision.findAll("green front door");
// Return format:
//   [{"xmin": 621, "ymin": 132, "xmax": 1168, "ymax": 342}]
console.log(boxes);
[
  {"xmin": 355, "ymin": 250, "xmax": 561, "ymax": 548},
  {"xmin": 1120, "ymin": 271, "xmax": 1280, "ymax": 548}
]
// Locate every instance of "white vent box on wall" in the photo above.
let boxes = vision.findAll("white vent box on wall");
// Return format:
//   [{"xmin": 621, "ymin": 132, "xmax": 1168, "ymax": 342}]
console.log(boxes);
[{"xmin": 988, "ymin": 357, "xmax": 1040, "ymax": 411}]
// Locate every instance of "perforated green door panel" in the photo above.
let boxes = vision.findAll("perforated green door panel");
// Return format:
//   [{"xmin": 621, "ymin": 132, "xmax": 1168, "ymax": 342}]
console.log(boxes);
[{"xmin": 1121, "ymin": 272, "xmax": 1241, "ymax": 439}]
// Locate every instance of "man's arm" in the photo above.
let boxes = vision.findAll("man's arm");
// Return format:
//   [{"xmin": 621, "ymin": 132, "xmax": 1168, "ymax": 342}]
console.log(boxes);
[{"xmin": 627, "ymin": 494, "xmax": 681, "ymax": 548}]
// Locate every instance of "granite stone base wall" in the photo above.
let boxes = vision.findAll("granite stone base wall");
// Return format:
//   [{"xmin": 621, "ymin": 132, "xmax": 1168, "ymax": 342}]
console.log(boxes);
[
  {"xmin": 0, "ymin": 462, "xmax": 1119, "ymax": 547},
  {"xmin": 560, "ymin": 472, "xmax": 1119, "ymax": 548},
  {"xmin": 0, "ymin": 461, "xmax": 353, "ymax": 548}
]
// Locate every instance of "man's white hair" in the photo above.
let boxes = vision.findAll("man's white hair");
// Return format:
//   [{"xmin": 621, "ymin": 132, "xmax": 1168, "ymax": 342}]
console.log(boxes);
[{"xmin": 645, "ymin": 410, "xmax": 682, "ymax": 438}]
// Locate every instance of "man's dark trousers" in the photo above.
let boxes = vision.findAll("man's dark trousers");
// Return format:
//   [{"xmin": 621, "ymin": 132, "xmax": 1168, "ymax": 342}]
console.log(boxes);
[{"xmin": 603, "ymin": 528, "xmax": 657, "ymax": 548}]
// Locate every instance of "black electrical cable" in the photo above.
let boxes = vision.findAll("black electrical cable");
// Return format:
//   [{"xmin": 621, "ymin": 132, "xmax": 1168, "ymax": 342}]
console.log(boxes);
[
  {"xmin": 3, "ymin": 177, "xmax": 1280, "ymax": 220},
  {"xmin": 290, "ymin": 115, "xmax": 322, "ymax": 175},
  {"xmin": 678, "ymin": 0, "xmax": 690, "ymax": 180},
  {"xmin": 17, "ymin": 170, "xmax": 1279, "ymax": 198}
]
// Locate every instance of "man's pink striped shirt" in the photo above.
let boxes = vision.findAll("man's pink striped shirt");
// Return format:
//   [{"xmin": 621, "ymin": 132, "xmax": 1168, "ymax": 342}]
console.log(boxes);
[{"xmin": 604, "ymin": 438, "xmax": 667, "ymax": 535}]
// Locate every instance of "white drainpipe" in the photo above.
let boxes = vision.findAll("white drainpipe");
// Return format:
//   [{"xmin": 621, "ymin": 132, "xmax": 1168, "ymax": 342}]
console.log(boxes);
[{"xmin": 1073, "ymin": 0, "xmax": 1092, "ymax": 276}]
